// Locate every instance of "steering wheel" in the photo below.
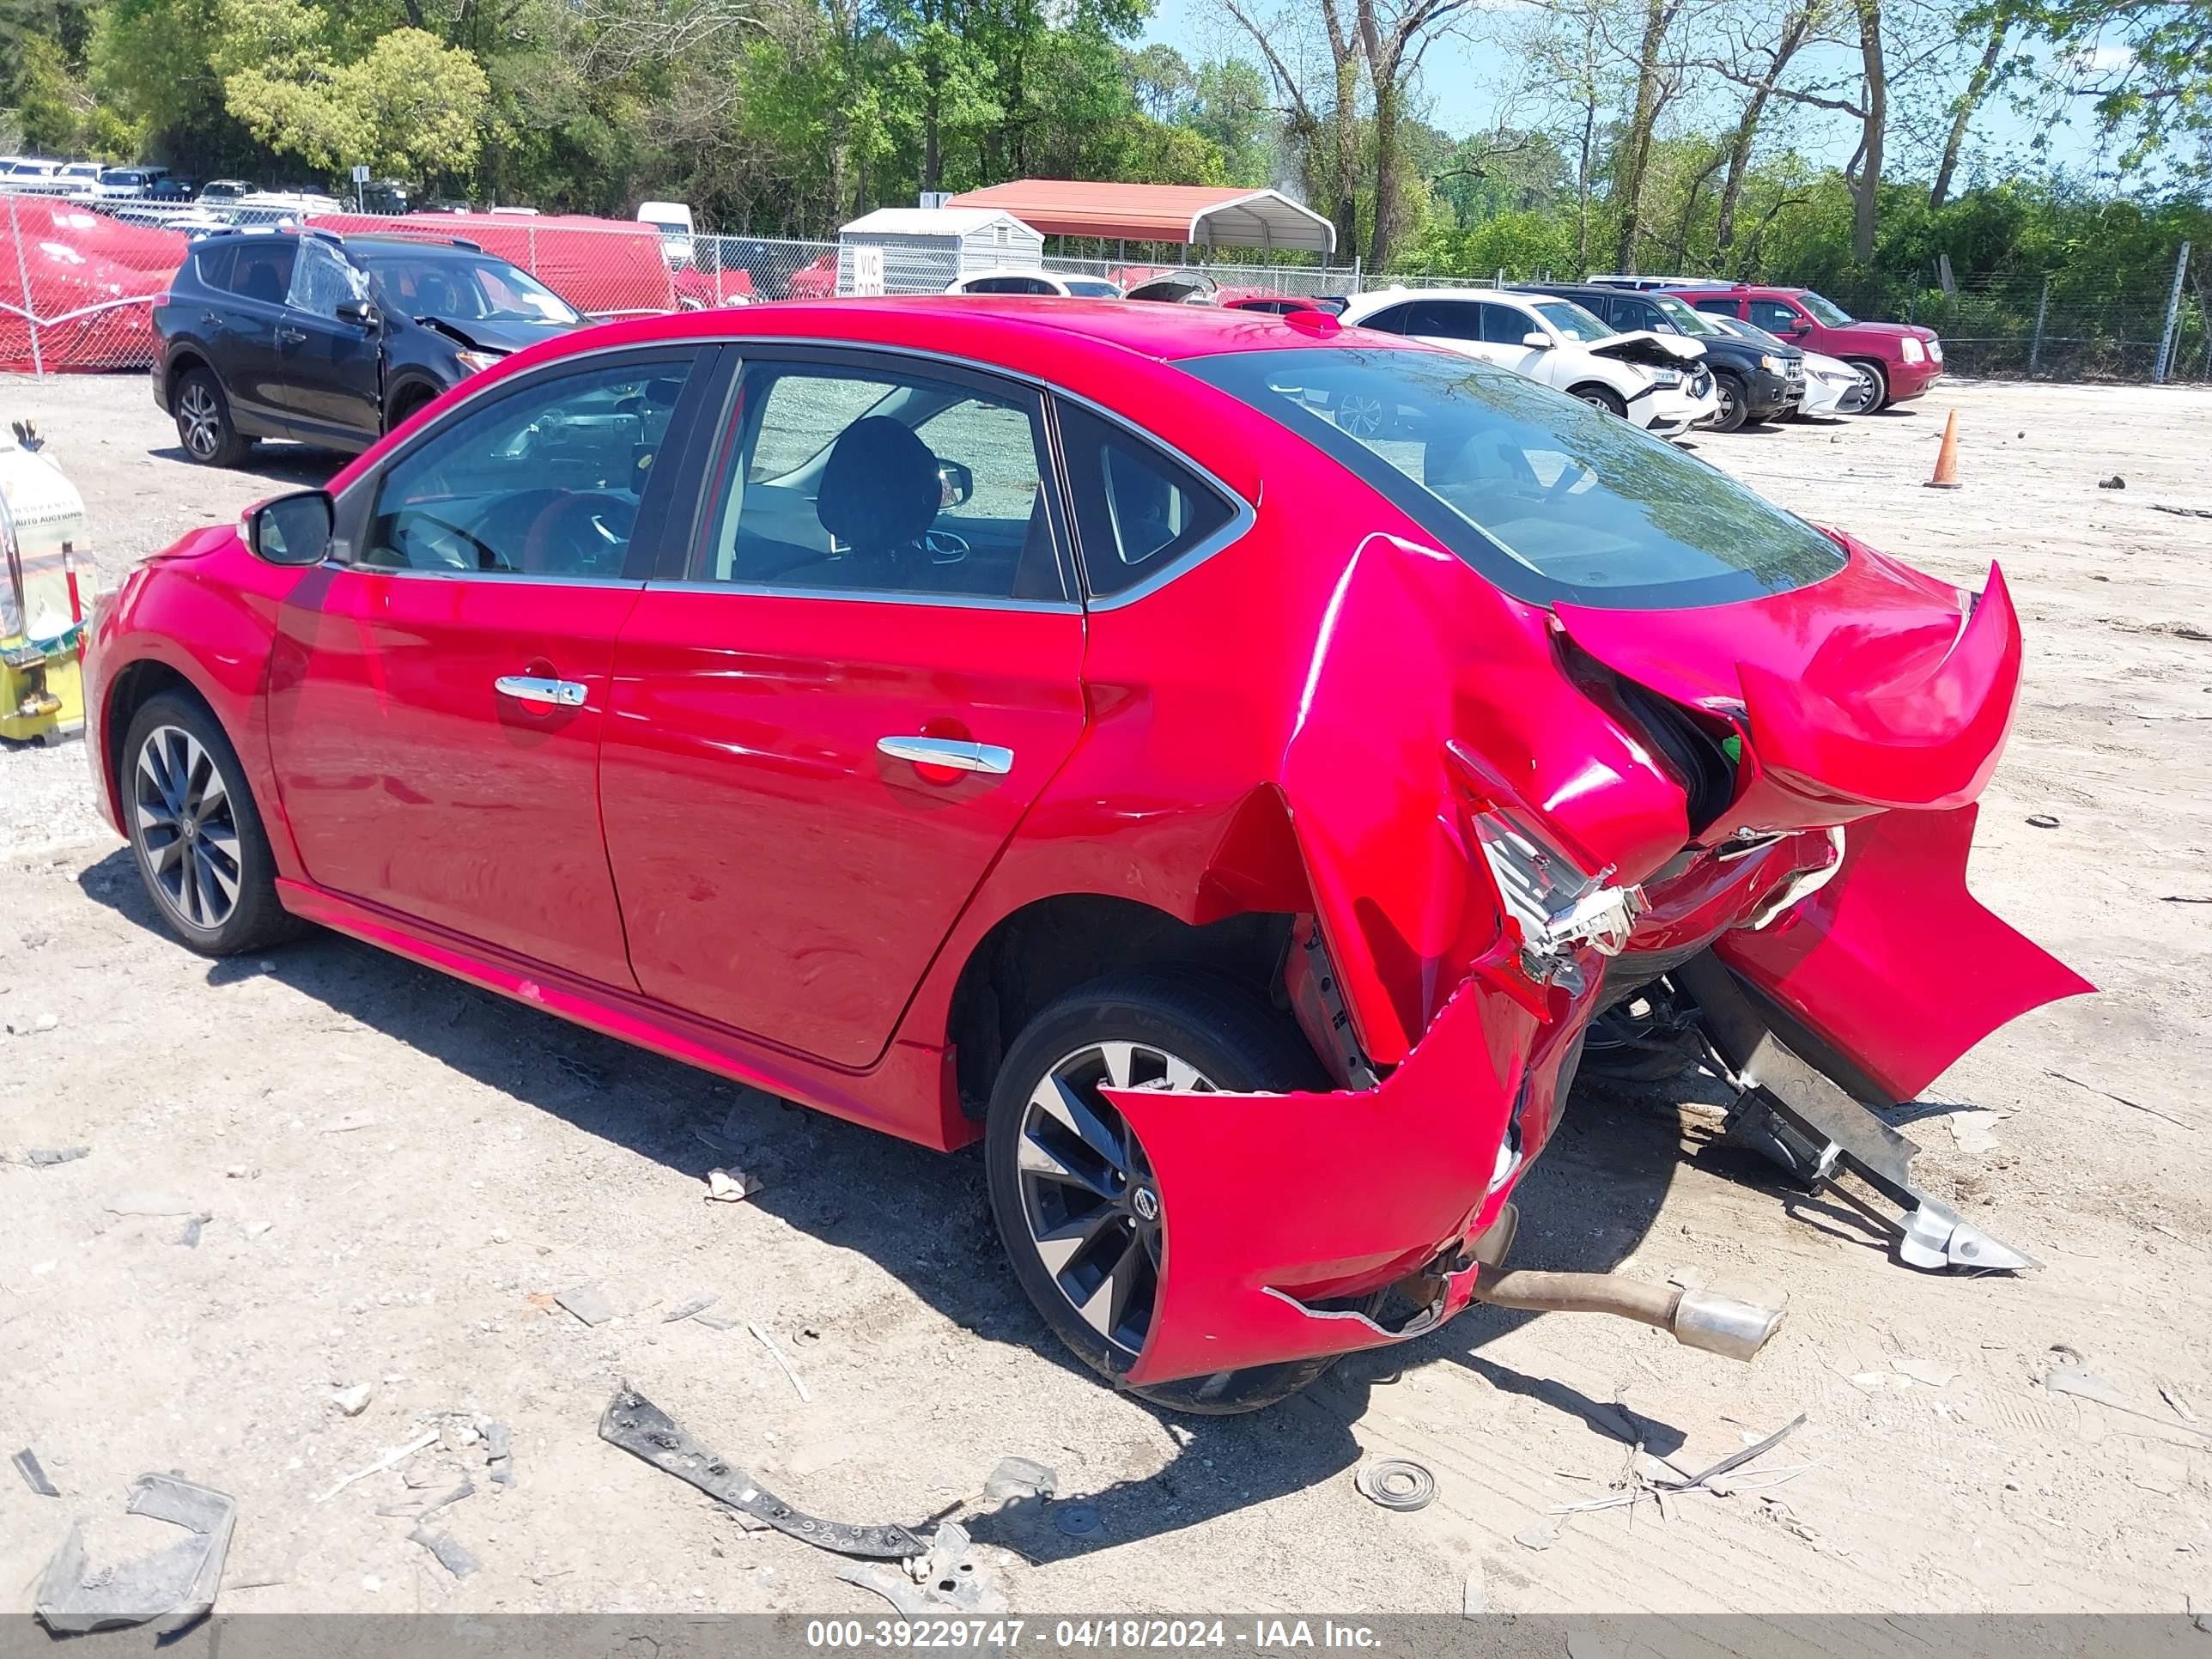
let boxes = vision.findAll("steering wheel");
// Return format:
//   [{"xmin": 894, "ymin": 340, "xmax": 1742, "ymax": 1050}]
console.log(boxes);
[{"xmin": 520, "ymin": 491, "xmax": 638, "ymax": 575}]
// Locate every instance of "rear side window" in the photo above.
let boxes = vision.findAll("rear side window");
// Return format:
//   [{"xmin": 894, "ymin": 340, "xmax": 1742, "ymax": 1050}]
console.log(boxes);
[
  {"xmin": 964, "ymin": 276, "xmax": 1056, "ymax": 295},
  {"xmin": 1353, "ymin": 303, "xmax": 1413, "ymax": 333},
  {"xmin": 1056, "ymin": 403, "xmax": 1235, "ymax": 600},
  {"xmin": 190, "ymin": 243, "xmax": 237, "ymax": 290},
  {"xmin": 223, "ymin": 239, "xmax": 298, "ymax": 305},
  {"xmin": 1692, "ymin": 298, "xmax": 1741, "ymax": 317},
  {"xmin": 1405, "ymin": 301, "xmax": 1480, "ymax": 341}
]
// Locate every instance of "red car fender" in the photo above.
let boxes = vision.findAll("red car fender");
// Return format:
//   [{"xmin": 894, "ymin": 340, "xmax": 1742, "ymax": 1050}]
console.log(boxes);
[{"xmin": 1718, "ymin": 802, "xmax": 2093, "ymax": 1103}]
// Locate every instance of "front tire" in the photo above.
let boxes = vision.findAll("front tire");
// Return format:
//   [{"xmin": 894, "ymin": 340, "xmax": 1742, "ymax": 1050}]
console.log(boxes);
[
  {"xmin": 122, "ymin": 691, "xmax": 303, "ymax": 957},
  {"xmin": 984, "ymin": 970, "xmax": 1359, "ymax": 1414},
  {"xmin": 1847, "ymin": 358, "xmax": 1889, "ymax": 412},
  {"xmin": 1711, "ymin": 372, "xmax": 1749, "ymax": 432},
  {"xmin": 173, "ymin": 368, "xmax": 251, "ymax": 467},
  {"xmin": 1571, "ymin": 383, "xmax": 1626, "ymax": 418}
]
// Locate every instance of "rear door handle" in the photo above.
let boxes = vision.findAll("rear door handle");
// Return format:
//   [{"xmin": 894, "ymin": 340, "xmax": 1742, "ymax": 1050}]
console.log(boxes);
[
  {"xmin": 276, "ymin": 325, "xmax": 307, "ymax": 346},
  {"xmin": 495, "ymin": 675, "xmax": 586, "ymax": 708},
  {"xmin": 201, "ymin": 310, "xmax": 225, "ymax": 331},
  {"xmin": 877, "ymin": 735, "xmax": 1013, "ymax": 775}
]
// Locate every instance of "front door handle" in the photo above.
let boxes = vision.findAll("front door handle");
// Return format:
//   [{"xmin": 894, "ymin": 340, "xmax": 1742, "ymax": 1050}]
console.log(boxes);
[
  {"xmin": 495, "ymin": 674, "xmax": 586, "ymax": 708},
  {"xmin": 877, "ymin": 735, "xmax": 1013, "ymax": 775},
  {"xmin": 276, "ymin": 325, "xmax": 307, "ymax": 346}
]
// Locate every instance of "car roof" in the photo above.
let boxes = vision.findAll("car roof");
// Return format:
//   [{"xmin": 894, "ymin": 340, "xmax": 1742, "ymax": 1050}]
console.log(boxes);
[{"xmin": 340, "ymin": 234, "xmax": 501, "ymax": 260}]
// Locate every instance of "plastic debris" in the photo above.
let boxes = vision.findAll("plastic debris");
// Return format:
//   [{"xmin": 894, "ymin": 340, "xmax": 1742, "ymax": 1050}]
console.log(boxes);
[
  {"xmin": 556, "ymin": 1285, "xmax": 615, "ymax": 1327},
  {"xmin": 2026, "ymin": 814, "xmax": 2061, "ymax": 829},
  {"xmin": 13, "ymin": 1448, "xmax": 60, "ymax": 1496},
  {"xmin": 983, "ymin": 1455, "xmax": 1058, "ymax": 1503},
  {"xmin": 332, "ymin": 1384, "xmax": 374, "ymax": 1417},
  {"xmin": 33, "ymin": 1473, "xmax": 236, "ymax": 1635},
  {"xmin": 484, "ymin": 1421, "xmax": 516, "ymax": 1487},
  {"xmin": 1462, "ymin": 1564, "xmax": 1486, "ymax": 1618},
  {"xmin": 177, "ymin": 1212, "xmax": 213, "ymax": 1248},
  {"xmin": 25, "ymin": 1146, "xmax": 90, "ymax": 1166},
  {"xmin": 694, "ymin": 1310, "xmax": 743, "ymax": 1331},
  {"xmin": 1353, "ymin": 1457, "xmax": 1437, "ymax": 1512},
  {"xmin": 838, "ymin": 1522, "xmax": 1007, "ymax": 1614},
  {"xmin": 315, "ymin": 1428, "xmax": 441, "ymax": 1504},
  {"xmin": 2046, "ymin": 1366, "xmax": 2212, "ymax": 1443},
  {"xmin": 662, "ymin": 1292, "xmax": 719, "ymax": 1323},
  {"xmin": 705, "ymin": 1166, "xmax": 764, "ymax": 1203},
  {"xmin": 1513, "ymin": 1522, "xmax": 1559, "ymax": 1551},
  {"xmin": 749, "ymin": 1320, "xmax": 810, "ymax": 1401},
  {"xmin": 408, "ymin": 1526, "xmax": 481, "ymax": 1578}
]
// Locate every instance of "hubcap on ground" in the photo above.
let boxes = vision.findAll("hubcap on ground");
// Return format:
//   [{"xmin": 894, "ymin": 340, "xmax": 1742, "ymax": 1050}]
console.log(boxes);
[
  {"xmin": 179, "ymin": 384, "xmax": 221, "ymax": 458},
  {"xmin": 1016, "ymin": 1041, "xmax": 1217, "ymax": 1356},
  {"xmin": 134, "ymin": 724, "xmax": 242, "ymax": 930}
]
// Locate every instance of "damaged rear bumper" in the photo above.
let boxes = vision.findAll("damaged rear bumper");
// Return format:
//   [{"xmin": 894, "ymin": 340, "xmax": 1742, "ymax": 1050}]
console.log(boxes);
[{"xmin": 1107, "ymin": 945, "xmax": 1601, "ymax": 1389}]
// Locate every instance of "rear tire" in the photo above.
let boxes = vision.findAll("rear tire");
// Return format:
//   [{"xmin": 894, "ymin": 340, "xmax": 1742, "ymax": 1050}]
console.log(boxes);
[
  {"xmin": 1571, "ymin": 383, "xmax": 1626, "ymax": 418},
  {"xmin": 984, "ymin": 969, "xmax": 1371, "ymax": 1414},
  {"xmin": 1711, "ymin": 372, "xmax": 1749, "ymax": 432},
  {"xmin": 121, "ymin": 691, "xmax": 305, "ymax": 957},
  {"xmin": 173, "ymin": 368, "xmax": 250, "ymax": 467}
]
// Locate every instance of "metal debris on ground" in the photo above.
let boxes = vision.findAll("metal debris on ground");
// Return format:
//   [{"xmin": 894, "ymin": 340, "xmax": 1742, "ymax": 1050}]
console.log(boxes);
[
  {"xmin": 484, "ymin": 1421, "xmax": 516, "ymax": 1486},
  {"xmin": 408, "ymin": 1525, "xmax": 481, "ymax": 1579},
  {"xmin": 377, "ymin": 1479, "xmax": 474, "ymax": 1521},
  {"xmin": 25, "ymin": 1145, "xmax": 90, "ymax": 1166},
  {"xmin": 598, "ymin": 1383, "xmax": 923, "ymax": 1559},
  {"xmin": 13, "ymin": 1447, "xmax": 60, "ymax": 1496},
  {"xmin": 2151, "ymin": 503, "xmax": 2212, "ymax": 520},
  {"xmin": 556, "ymin": 1285, "xmax": 616, "ymax": 1327},
  {"xmin": 1053, "ymin": 1503, "xmax": 1103, "ymax": 1538},
  {"xmin": 315, "ymin": 1428, "xmax": 441, "ymax": 1504},
  {"xmin": 983, "ymin": 1455, "xmax": 1058, "ymax": 1503},
  {"xmin": 33, "ymin": 1473, "xmax": 236, "ymax": 1635},
  {"xmin": 2044, "ymin": 1070, "xmax": 2195, "ymax": 1131},
  {"xmin": 750, "ymin": 1319, "xmax": 811, "ymax": 1401},
  {"xmin": 2026, "ymin": 814, "xmax": 2061, "ymax": 829},
  {"xmin": 837, "ymin": 1522, "xmax": 1008, "ymax": 1615},
  {"xmin": 662, "ymin": 1292, "xmax": 719, "ymax": 1323},
  {"xmin": 2160, "ymin": 1385, "xmax": 2200, "ymax": 1425},
  {"xmin": 1553, "ymin": 1413, "xmax": 1811, "ymax": 1517},
  {"xmin": 176, "ymin": 1212, "xmax": 212, "ymax": 1248},
  {"xmin": 1353, "ymin": 1457, "xmax": 1437, "ymax": 1512}
]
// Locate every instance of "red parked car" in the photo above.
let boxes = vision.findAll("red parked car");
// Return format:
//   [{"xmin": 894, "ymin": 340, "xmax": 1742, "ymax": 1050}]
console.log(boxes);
[
  {"xmin": 1661, "ymin": 284, "xmax": 1942, "ymax": 410},
  {"xmin": 86, "ymin": 301, "xmax": 2083, "ymax": 1412}
]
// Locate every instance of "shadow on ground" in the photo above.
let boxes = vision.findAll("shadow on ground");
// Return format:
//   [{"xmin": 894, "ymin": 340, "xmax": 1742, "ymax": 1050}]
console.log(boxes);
[
  {"xmin": 149, "ymin": 441, "xmax": 349, "ymax": 486},
  {"xmin": 74, "ymin": 845, "xmax": 1804, "ymax": 1558}
]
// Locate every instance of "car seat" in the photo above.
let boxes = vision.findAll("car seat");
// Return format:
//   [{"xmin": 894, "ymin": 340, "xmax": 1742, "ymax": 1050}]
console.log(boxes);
[{"xmin": 815, "ymin": 416, "xmax": 941, "ymax": 586}]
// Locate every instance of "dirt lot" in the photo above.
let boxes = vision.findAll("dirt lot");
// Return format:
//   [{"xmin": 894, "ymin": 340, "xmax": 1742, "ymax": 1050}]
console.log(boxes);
[{"xmin": 1, "ymin": 369, "xmax": 2208, "ymax": 1622}]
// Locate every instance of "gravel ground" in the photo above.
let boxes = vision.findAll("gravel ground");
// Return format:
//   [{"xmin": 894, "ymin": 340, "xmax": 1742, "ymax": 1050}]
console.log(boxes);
[{"xmin": 1, "ymin": 367, "xmax": 2208, "ymax": 1625}]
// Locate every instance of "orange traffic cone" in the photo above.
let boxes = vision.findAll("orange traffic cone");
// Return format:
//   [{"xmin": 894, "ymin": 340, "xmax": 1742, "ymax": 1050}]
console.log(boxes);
[{"xmin": 1926, "ymin": 409, "xmax": 1961, "ymax": 489}]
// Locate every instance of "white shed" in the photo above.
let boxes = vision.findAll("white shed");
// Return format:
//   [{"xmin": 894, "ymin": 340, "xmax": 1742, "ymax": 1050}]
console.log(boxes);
[{"xmin": 836, "ymin": 207, "xmax": 1044, "ymax": 295}]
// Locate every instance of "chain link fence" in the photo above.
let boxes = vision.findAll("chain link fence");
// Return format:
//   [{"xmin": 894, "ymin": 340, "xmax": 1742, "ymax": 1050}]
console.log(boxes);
[{"xmin": 4, "ymin": 187, "xmax": 2203, "ymax": 386}]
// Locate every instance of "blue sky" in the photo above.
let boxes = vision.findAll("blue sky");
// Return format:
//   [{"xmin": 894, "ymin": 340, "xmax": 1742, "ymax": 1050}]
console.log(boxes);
[{"xmin": 1139, "ymin": 0, "xmax": 2127, "ymax": 185}]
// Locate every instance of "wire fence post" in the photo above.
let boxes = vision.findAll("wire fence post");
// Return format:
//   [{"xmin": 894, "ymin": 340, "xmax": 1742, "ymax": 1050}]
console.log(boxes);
[
  {"xmin": 2154, "ymin": 241, "xmax": 2191, "ymax": 385},
  {"xmin": 8, "ymin": 194, "xmax": 45, "ymax": 380},
  {"xmin": 2028, "ymin": 275, "xmax": 2050, "ymax": 376}
]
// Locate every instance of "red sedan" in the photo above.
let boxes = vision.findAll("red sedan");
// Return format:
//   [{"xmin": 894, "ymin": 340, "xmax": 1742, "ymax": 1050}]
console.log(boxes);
[{"xmin": 85, "ymin": 300, "xmax": 2086, "ymax": 1412}]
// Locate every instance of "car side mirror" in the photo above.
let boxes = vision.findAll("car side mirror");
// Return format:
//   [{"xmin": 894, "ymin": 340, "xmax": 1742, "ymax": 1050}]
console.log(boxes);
[
  {"xmin": 335, "ymin": 298, "xmax": 379, "ymax": 329},
  {"xmin": 247, "ymin": 489, "xmax": 333, "ymax": 567},
  {"xmin": 937, "ymin": 459, "xmax": 974, "ymax": 509},
  {"xmin": 1522, "ymin": 331, "xmax": 1552, "ymax": 350}
]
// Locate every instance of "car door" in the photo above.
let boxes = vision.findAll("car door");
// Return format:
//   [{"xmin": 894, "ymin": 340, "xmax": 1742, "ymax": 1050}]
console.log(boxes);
[
  {"xmin": 1474, "ymin": 300, "xmax": 1553, "ymax": 381},
  {"xmin": 269, "ymin": 236, "xmax": 383, "ymax": 441},
  {"xmin": 1400, "ymin": 299, "xmax": 1498, "ymax": 365},
  {"xmin": 599, "ymin": 348, "xmax": 1088, "ymax": 1068},
  {"xmin": 209, "ymin": 235, "xmax": 299, "ymax": 431},
  {"xmin": 1748, "ymin": 297, "xmax": 1811, "ymax": 345},
  {"xmin": 268, "ymin": 347, "xmax": 713, "ymax": 982}
]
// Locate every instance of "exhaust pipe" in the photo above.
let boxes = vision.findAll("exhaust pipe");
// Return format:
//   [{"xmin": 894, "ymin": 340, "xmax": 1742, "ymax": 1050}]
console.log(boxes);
[{"xmin": 1468, "ymin": 1267, "xmax": 1784, "ymax": 1363}]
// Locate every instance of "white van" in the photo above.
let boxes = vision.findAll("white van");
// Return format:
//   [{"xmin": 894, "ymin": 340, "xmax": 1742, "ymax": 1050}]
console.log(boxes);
[{"xmin": 636, "ymin": 200, "xmax": 696, "ymax": 266}]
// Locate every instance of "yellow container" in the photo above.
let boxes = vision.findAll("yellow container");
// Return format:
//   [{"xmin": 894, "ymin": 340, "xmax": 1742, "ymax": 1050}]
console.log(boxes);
[{"xmin": 0, "ymin": 425, "xmax": 90, "ymax": 745}]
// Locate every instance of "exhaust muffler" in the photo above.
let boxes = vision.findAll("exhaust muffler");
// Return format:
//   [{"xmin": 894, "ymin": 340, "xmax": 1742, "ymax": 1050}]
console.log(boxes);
[{"xmin": 1467, "ymin": 1267, "xmax": 1784, "ymax": 1363}]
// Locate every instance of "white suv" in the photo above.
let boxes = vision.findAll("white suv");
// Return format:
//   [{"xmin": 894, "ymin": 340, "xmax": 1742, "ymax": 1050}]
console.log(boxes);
[{"xmin": 1336, "ymin": 287, "xmax": 1717, "ymax": 438}]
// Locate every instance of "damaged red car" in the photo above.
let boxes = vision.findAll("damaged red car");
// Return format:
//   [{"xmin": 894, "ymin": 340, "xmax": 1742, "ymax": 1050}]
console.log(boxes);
[{"xmin": 85, "ymin": 300, "xmax": 2089, "ymax": 1413}]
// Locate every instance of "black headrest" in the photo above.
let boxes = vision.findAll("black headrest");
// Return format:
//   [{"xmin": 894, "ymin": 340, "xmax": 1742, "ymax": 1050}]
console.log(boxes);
[{"xmin": 817, "ymin": 416, "xmax": 940, "ymax": 555}]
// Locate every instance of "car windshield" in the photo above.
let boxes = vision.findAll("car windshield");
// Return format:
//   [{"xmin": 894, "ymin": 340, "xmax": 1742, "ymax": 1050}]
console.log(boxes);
[
  {"xmin": 355, "ymin": 251, "xmax": 582, "ymax": 325},
  {"xmin": 1650, "ymin": 294, "xmax": 1719, "ymax": 336},
  {"xmin": 1532, "ymin": 300, "xmax": 1612, "ymax": 343},
  {"xmin": 1182, "ymin": 345, "xmax": 1846, "ymax": 611},
  {"xmin": 1799, "ymin": 291, "xmax": 1855, "ymax": 325}
]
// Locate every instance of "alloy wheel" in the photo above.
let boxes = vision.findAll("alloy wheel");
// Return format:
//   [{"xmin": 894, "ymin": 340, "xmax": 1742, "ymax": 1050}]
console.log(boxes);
[
  {"xmin": 1716, "ymin": 380, "xmax": 1739, "ymax": 424},
  {"xmin": 1334, "ymin": 393, "xmax": 1385, "ymax": 439},
  {"xmin": 178, "ymin": 382, "xmax": 222, "ymax": 459},
  {"xmin": 1015, "ymin": 1041, "xmax": 1216, "ymax": 1357},
  {"xmin": 134, "ymin": 724, "xmax": 243, "ymax": 931}
]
